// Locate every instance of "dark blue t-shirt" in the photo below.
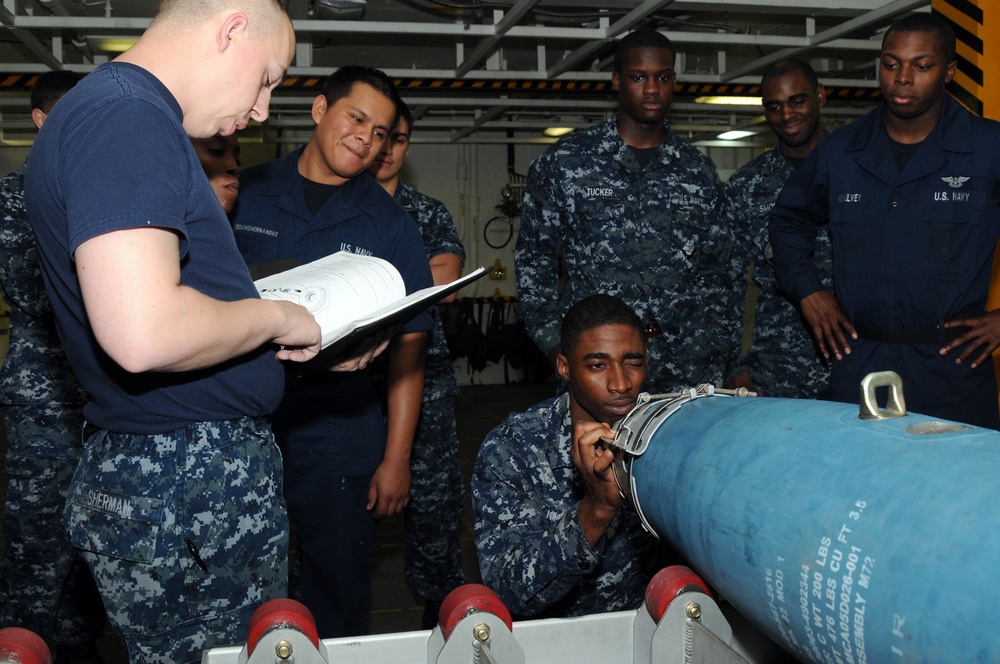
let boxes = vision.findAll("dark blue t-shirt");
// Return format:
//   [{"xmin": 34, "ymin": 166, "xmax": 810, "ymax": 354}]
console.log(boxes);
[{"xmin": 25, "ymin": 62, "xmax": 284, "ymax": 433}]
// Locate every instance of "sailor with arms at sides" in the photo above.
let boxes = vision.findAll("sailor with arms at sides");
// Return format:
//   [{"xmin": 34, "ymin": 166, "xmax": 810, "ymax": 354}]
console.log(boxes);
[
  {"xmin": 515, "ymin": 27, "xmax": 739, "ymax": 393},
  {"xmin": 726, "ymin": 59, "xmax": 832, "ymax": 399},
  {"xmin": 366, "ymin": 99, "xmax": 467, "ymax": 629}
]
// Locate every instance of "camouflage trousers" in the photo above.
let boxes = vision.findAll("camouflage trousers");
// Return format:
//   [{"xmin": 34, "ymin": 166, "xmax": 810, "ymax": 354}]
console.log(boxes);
[
  {"xmin": 405, "ymin": 397, "xmax": 465, "ymax": 603},
  {"xmin": 64, "ymin": 416, "xmax": 288, "ymax": 664},
  {"xmin": 0, "ymin": 403, "xmax": 106, "ymax": 644}
]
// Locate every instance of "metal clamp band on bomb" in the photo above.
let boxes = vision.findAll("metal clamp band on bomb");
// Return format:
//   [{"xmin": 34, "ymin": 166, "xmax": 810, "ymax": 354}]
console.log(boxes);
[{"xmin": 610, "ymin": 385, "xmax": 756, "ymax": 538}]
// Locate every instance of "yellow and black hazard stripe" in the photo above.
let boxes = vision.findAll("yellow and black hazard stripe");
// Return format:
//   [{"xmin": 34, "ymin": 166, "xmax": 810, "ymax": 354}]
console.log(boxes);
[
  {"xmin": 934, "ymin": 0, "xmax": 989, "ymax": 117},
  {"xmin": 0, "ymin": 73, "xmax": 882, "ymax": 101},
  {"xmin": 0, "ymin": 73, "xmax": 43, "ymax": 90},
  {"xmin": 275, "ymin": 76, "xmax": 879, "ymax": 101}
]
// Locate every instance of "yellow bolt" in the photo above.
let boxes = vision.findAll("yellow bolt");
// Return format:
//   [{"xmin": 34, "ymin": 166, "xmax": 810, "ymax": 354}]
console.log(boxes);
[
  {"xmin": 473, "ymin": 623, "xmax": 491, "ymax": 642},
  {"xmin": 685, "ymin": 602, "xmax": 702, "ymax": 620},
  {"xmin": 275, "ymin": 640, "xmax": 293, "ymax": 659}
]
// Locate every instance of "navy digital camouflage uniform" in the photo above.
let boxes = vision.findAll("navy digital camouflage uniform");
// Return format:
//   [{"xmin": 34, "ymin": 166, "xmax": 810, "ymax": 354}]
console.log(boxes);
[
  {"xmin": 394, "ymin": 182, "xmax": 466, "ymax": 604},
  {"xmin": 64, "ymin": 418, "xmax": 286, "ymax": 663},
  {"xmin": 516, "ymin": 116, "xmax": 740, "ymax": 392},
  {"xmin": 0, "ymin": 162, "xmax": 107, "ymax": 646},
  {"xmin": 471, "ymin": 394, "xmax": 667, "ymax": 618},
  {"xmin": 726, "ymin": 145, "xmax": 833, "ymax": 398}
]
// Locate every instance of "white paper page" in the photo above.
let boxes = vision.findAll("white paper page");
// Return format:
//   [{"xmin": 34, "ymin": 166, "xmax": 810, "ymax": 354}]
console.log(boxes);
[
  {"xmin": 349, "ymin": 266, "xmax": 489, "ymax": 327},
  {"xmin": 254, "ymin": 252, "xmax": 406, "ymax": 345},
  {"xmin": 313, "ymin": 265, "xmax": 490, "ymax": 355}
]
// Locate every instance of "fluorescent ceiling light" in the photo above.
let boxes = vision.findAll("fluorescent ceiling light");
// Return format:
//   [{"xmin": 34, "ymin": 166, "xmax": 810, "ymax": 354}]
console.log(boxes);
[
  {"xmin": 87, "ymin": 36, "xmax": 138, "ymax": 53},
  {"xmin": 717, "ymin": 130, "xmax": 756, "ymax": 140},
  {"xmin": 543, "ymin": 127, "xmax": 574, "ymax": 137},
  {"xmin": 695, "ymin": 95, "xmax": 762, "ymax": 106}
]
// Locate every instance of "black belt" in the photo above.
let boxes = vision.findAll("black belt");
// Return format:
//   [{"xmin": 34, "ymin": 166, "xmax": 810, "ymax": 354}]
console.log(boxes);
[{"xmin": 854, "ymin": 323, "xmax": 970, "ymax": 345}]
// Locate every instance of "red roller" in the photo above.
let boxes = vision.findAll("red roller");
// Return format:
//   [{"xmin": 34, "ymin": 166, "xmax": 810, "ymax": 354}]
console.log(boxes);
[
  {"xmin": 438, "ymin": 584, "xmax": 513, "ymax": 638},
  {"xmin": 644, "ymin": 565, "xmax": 713, "ymax": 623},
  {"xmin": 0, "ymin": 627, "xmax": 52, "ymax": 664},
  {"xmin": 246, "ymin": 598, "xmax": 320, "ymax": 656}
]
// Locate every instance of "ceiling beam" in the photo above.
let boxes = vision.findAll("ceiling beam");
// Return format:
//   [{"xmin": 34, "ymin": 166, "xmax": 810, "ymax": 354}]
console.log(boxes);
[
  {"xmin": 450, "ymin": 104, "xmax": 509, "ymax": 141},
  {"xmin": 720, "ymin": 0, "xmax": 929, "ymax": 82},
  {"xmin": 456, "ymin": 0, "xmax": 542, "ymax": 77},
  {"xmin": 0, "ymin": 4, "xmax": 65, "ymax": 70},
  {"xmin": 519, "ymin": 0, "xmax": 887, "ymax": 10},
  {"xmin": 8, "ymin": 15, "xmax": 886, "ymax": 51},
  {"xmin": 546, "ymin": 0, "xmax": 677, "ymax": 78},
  {"xmin": 0, "ymin": 0, "xmax": 917, "ymax": 143}
]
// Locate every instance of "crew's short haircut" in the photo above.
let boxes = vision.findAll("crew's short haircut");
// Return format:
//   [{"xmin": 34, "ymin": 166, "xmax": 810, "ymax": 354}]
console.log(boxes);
[
  {"xmin": 761, "ymin": 59, "xmax": 820, "ymax": 92},
  {"xmin": 560, "ymin": 294, "xmax": 644, "ymax": 356},
  {"xmin": 395, "ymin": 97, "xmax": 414, "ymax": 135},
  {"xmin": 155, "ymin": 0, "xmax": 288, "ymax": 39},
  {"xmin": 320, "ymin": 65, "xmax": 401, "ymax": 129},
  {"xmin": 613, "ymin": 28, "xmax": 675, "ymax": 74},
  {"xmin": 30, "ymin": 70, "xmax": 83, "ymax": 114},
  {"xmin": 882, "ymin": 12, "xmax": 956, "ymax": 64}
]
